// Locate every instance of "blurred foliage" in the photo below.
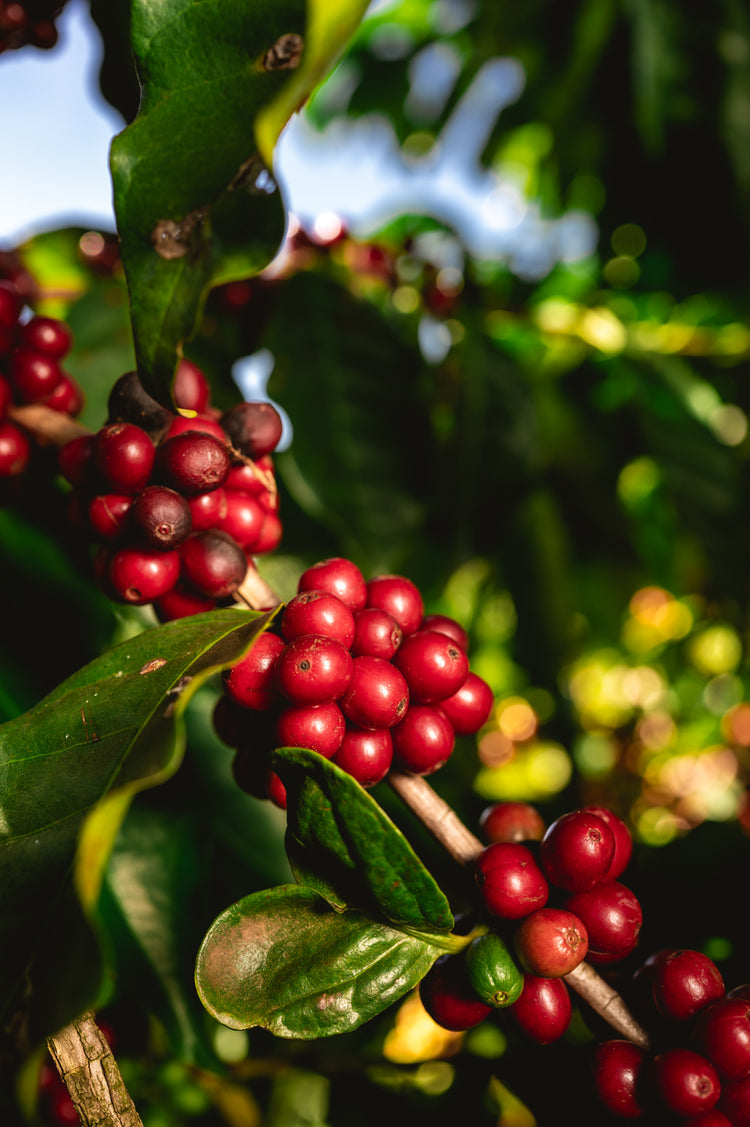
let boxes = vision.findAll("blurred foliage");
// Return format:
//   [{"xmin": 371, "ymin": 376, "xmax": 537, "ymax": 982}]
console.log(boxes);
[{"xmin": 4, "ymin": 0, "xmax": 750, "ymax": 1125}]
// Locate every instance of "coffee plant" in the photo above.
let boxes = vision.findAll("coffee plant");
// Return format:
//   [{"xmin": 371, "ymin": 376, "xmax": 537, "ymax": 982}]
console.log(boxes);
[{"xmin": 3, "ymin": 3, "xmax": 750, "ymax": 1126}]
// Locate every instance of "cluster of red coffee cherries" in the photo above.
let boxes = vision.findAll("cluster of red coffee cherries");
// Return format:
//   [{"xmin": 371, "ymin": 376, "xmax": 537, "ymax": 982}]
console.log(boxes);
[
  {"xmin": 0, "ymin": 0, "xmax": 68, "ymax": 52},
  {"xmin": 57, "ymin": 364, "xmax": 282, "ymax": 618},
  {"xmin": 419, "ymin": 803, "xmax": 639, "ymax": 1040},
  {"xmin": 594, "ymin": 952, "xmax": 750, "ymax": 1123},
  {"xmin": 0, "ymin": 278, "xmax": 83, "ymax": 487},
  {"xmin": 214, "ymin": 556, "xmax": 495, "ymax": 805}
]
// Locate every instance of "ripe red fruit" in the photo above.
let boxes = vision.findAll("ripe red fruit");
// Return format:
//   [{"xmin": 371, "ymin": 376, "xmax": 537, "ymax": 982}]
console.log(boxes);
[
  {"xmin": 391, "ymin": 704, "xmax": 455, "ymax": 775},
  {"xmin": 41, "ymin": 374, "xmax": 84, "ymax": 415},
  {"xmin": 652, "ymin": 950, "xmax": 725, "ymax": 1022},
  {"xmin": 508, "ymin": 975, "xmax": 572, "ymax": 1043},
  {"xmin": 0, "ymin": 421, "xmax": 31, "ymax": 476},
  {"xmin": 275, "ymin": 701, "xmax": 346, "ymax": 757},
  {"xmin": 153, "ymin": 583, "xmax": 216, "ymax": 621},
  {"xmin": 419, "ymin": 613, "xmax": 469, "ymax": 652},
  {"xmin": 539, "ymin": 808, "xmax": 615, "ymax": 892},
  {"xmin": 693, "ymin": 997, "xmax": 750, "ymax": 1079},
  {"xmin": 479, "ymin": 801, "xmax": 546, "ymax": 844},
  {"xmin": 9, "ymin": 348, "xmax": 61, "ymax": 401},
  {"xmin": 217, "ymin": 491, "xmax": 265, "ymax": 548},
  {"xmin": 580, "ymin": 804, "xmax": 633, "ymax": 880},
  {"xmin": 212, "ymin": 695, "xmax": 253, "ymax": 748},
  {"xmin": 88, "ymin": 494, "xmax": 132, "ymax": 542},
  {"xmin": 351, "ymin": 607, "xmax": 402, "ymax": 660},
  {"xmin": 297, "ymin": 557, "xmax": 368, "ymax": 611},
  {"xmin": 513, "ymin": 907, "xmax": 588, "ymax": 977},
  {"xmin": 332, "ymin": 726, "xmax": 393, "ymax": 787},
  {"xmin": 188, "ymin": 487, "xmax": 227, "ymax": 530},
  {"xmin": 129, "ymin": 485, "xmax": 192, "ymax": 549},
  {"xmin": 419, "ymin": 954, "xmax": 492, "ymax": 1032},
  {"xmin": 163, "ymin": 414, "xmax": 227, "ymax": 443},
  {"xmin": 108, "ymin": 547, "xmax": 180, "ymax": 605},
  {"xmin": 19, "ymin": 314, "xmax": 72, "ymax": 359},
  {"xmin": 224, "ymin": 462, "xmax": 270, "ymax": 496},
  {"xmin": 179, "ymin": 529, "xmax": 247, "ymax": 598},
  {"xmin": 393, "ymin": 629, "xmax": 468, "ymax": 704},
  {"xmin": 223, "ymin": 632, "xmax": 286, "ymax": 710},
  {"xmin": 563, "ymin": 881, "xmax": 643, "ymax": 965},
  {"xmin": 155, "ymin": 431, "xmax": 230, "ymax": 496},
  {"xmin": 93, "ymin": 422, "xmax": 156, "ymax": 494},
  {"xmin": 220, "ymin": 401, "xmax": 283, "ymax": 459},
  {"xmin": 173, "ymin": 357, "xmax": 211, "ymax": 413},
  {"xmin": 0, "ymin": 280, "xmax": 22, "ymax": 328},
  {"xmin": 339, "ymin": 655, "xmax": 409, "ymax": 729},
  {"xmin": 253, "ymin": 509, "xmax": 282, "ymax": 554},
  {"xmin": 275, "ymin": 634, "xmax": 354, "ymax": 706},
  {"xmin": 58, "ymin": 433, "xmax": 94, "ymax": 487},
  {"xmin": 473, "ymin": 842, "xmax": 549, "ymax": 920},
  {"xmin": 366, "ymin": 574, "xmax": 424, "ymax": 635},
  {"xmin": 281, "ymin": 591, "xmax": 356, "ymax": 649},
  {"xmin": 591, "ymin": 1040, "xmax": 648, "ymax": 1119},
  {"xmin": 650, "ymin": 1048, "xmax": 721, "ymax": 1117},
  {"xmin": 437, "ymin": 672, "xmax": 494, "ymax": 735},
  {"xmin": 719, "ymin": 1074, "xmax": 750, "ymax": 1125}
]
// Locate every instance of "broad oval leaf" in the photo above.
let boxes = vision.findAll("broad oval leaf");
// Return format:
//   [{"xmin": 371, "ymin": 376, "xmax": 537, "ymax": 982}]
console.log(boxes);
[
  {"xmin": 273, "ymin": 747, "xmax": 454, "ymax": 934},
  {"xmin": 195, "ymin": 884, "xmax": 443, "ymax": 1037},
  {"xmin": 0, "ymin": 606, "xmax": 276, "ymax": 1039}
]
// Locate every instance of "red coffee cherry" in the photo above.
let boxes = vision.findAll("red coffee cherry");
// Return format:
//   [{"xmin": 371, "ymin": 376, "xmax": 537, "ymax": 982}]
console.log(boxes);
[
  {"xmin": 683, "ymin": 1111, "xmax": 734, "ymax": 1127},
  {"xmin": 19, "ymin": 314, "xmax": 72, "ymax": 359},
  {"xmin": 173, "ymin": 357, "xmax": 211, "ymax": 413},
  {"xmin": 420, "ymin": 613, "xmax": 469, "ymax": 652},
  {"xmin": 0, "ymin": 280, "xmax": 22, "ymax": 328},
  {"xmin": 155, "ymin": 431, "xmax": 230, "ymax": 496},
  {"xmin": 0, "ymin": 375, "xmax": 12, "ymax": 417},
  {"xmin": 438, "ymin": 672, "xmax": 494, "ymax": 735},
  {"xmin": 366, "ymin": 574, "xmax": 424, "ymax": 635},
  {"xmin": 479, "ymin": 801, "xmax": 546, "ymax": 844},
  {"xmin": 58, "ymin": 433, "xmax": 94, "ymax": 487},
  {"xmin": 188, "ymin": 487, "xmax": 227, "ymax": 530},
  {"xmin": 391, "ymin": 704, "xmax": 455, "ymax": 775},
  {"xmin": 253, "ymin": 510, "xmax": 282, "ymax": 554},
  {"xmin": 225, "ymin": 462, "xmax": 270, "ymax": 496},
  {"xmin": 281, "ymin": 591, "xmax": 356, "ymax": 649},
  {"xmin": 0, "ymin": 421, "xmax": 31, "ymax": 476},
  {"xmin": 9, "ymin": 349, "xmax": 62, "ymax": 401},
  {"xmin": 332, "ymin": 726, "xmax": 393, "ymax": 788},
  {"xmin": 88, "ymin": 494, "xmax": 132, "ymax": 542},
  {"xmin": 266, "ymin": 768, "xmax": 287, "ymax": 809},
  {"xmin": 129, "ymin": 485, "xmax": 192, "ymax": 549},
  {"xmin": 108, "ymin": 547, "xmax": 180, "ymax": 604},
  {"xmin": 179, "ymin": 529, "xmax": 248, "ymax": 598},
  {"xmin": 419, "ymin": 954, "xmax": 492, "ymax": 1032},
  {"xmin": 297, "ymin": 557, "xmax": 368, "ymax": 611},
  {"xmin": 539, "ymin": 808, "xmax": 615, "ymax": 892},
  {"xmin": 351, "ymin": 607, "xmax": 402, "ymax": 660},
  {"xmin": 508, "ymin": 974, "xmax": 572, "ymax": 1044},
  {"xmin": 153, "ymin": 582, "xmax": 216, "ymax": 621},
  {"xmin": 212, "ymin": 695, "xmax": 253, "ymax": 748},
  {"xmin": 652, "ymin": 950, "xmax": 725, "ymax": 1022},
  {"xmin": 163, "ymin": 414, "xmax": 227, "ymax": 443},
  {"xmin": 693, "ymin": 998, "xmax": 750, "ymax": 1079},
  {"xmin": 473, "ymin": 842, "xmax": 549, "ymax": 920},
  {"xmin": 339, "ymin": 655, "xmax": 409, "ymax": 729},
  {"xmin": 42, "ymin": 373, "xmax": 84, "ymax": 416},
  {"xmin": 719, "ymin": 1074, "xmax": 750, "ymax": 1125},
  {"xmin": 223, "ymin": 632, "xmax": 286, "ymax": 710},
  {"xmin": 275, "ymin": 701, "xmax": 346, "ymax": 758},
  {"xmin": 275, "ymin": 634, "xmax": 354, "ymax": 706},
  {"xmin": 563, "ymin": 882, "xmax": 642, "ymax": 965},
  {"xmin": 513, "ymin": 907, "xmax": 588, "ymax": 977},
  {"xmin": 580, "ymin": 805, "xmax": 633, "ymax": 880},
  {"xmin": 217, "ymin": 491, "xmax": 265, "ymax": 549},
  {"xmin": 106, "ymin": 370, "xmax": 173, "ymax": 437},
  {"xmin": 393, "ymin": 630, "xmax": 468, "ymax": 704},
  {"xmin": 93, "ymin": 422, "xmax": 156, "ymax": 494},
  {"xmin": 591, "ymin": 1039, "xmax": 648, "ymax": 1119},
  {"xmin": 220, "ymin": 401, "xmax": 283, "ymax": 459},
  {"xmin": 650, "ymin": 1048, "xmax": 721, "ymax": 1118}
]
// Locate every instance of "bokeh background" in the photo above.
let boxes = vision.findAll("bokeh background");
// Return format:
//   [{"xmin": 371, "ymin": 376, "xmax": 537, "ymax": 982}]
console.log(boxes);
[{"xmin": 4, "ymin": 1, "xmax": 750, "ymax": 1125}]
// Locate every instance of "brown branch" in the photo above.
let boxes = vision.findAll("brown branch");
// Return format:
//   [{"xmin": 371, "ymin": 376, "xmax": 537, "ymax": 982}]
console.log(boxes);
[
  {"xmin": 47, "ymin": 1011, "xmax": 143, "ymax": 1126},
  {"xmin": 387, "ymin": 771, "xmax": 650, "ymax": 1049},
  {"xmin": 9, "ymin": 403, "xmax": 89, "ymax": 446}
]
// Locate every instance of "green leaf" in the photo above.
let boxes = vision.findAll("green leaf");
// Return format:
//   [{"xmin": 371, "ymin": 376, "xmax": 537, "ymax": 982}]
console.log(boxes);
[
  {"xmin": 195, "ymin": 885, "xmax": 443, "ymax": 1037},
  {"xmin": 273, "ymin": 747, "xmax": 454, "ymax": 934},
  {"xmin": 111, "ymin": 0, "xmax": 369, "ymax": 404},
  {"xmin": 0, "ymin": 607, "xmax": 276, "ymax": 1039},
  {"xmin": 256, "ymin": 0, "xmax": 372, "ymax": 164}
]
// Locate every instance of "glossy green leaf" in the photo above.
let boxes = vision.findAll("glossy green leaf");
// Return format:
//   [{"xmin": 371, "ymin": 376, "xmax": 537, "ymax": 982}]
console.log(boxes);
[
  {"xmin": 195, "ymin": 885, "xmax": 443, "ymax": 1037},
  {"xmin": 0, "ymin": 607, "xmax": 276, "ymax": 1038},
  {"xmin": 111, "ymin": 0, "xmax": 369, "ymax": 405},
  {"xmin": 256, "ymin": 0, "xmax": 372, "ymax": 164},
  {"xmin": 274, "ymin": 747, "xmax": 454, "ymax": 933}
]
